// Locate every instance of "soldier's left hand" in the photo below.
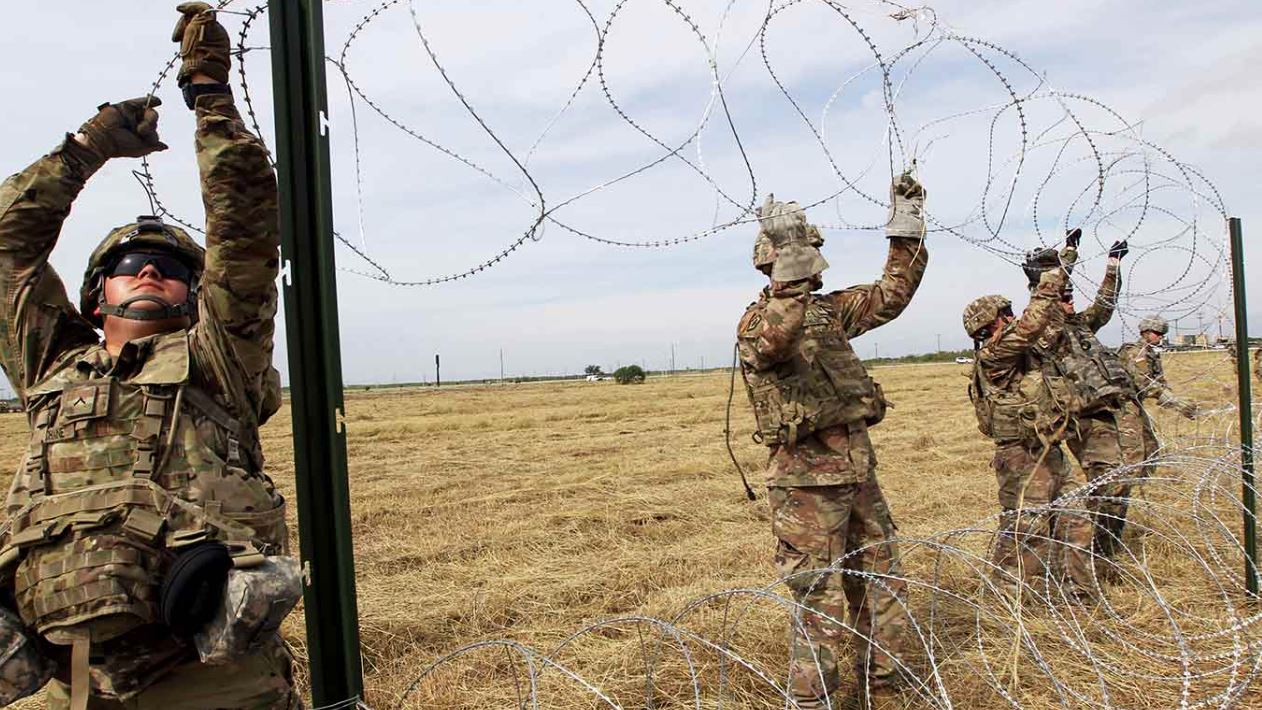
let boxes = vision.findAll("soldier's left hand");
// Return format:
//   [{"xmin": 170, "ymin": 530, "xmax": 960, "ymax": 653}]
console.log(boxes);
[
  {"xmin": 1108, "ymin": 239, "xmax": 1129, "ymax": 261},
  {"xmin": 1065, "ymin": 227, "xmax": 1082, "ymax": 249},
  {"xmin": 173, "ymin": 2, "xmax": 232, "ymax": 86}
]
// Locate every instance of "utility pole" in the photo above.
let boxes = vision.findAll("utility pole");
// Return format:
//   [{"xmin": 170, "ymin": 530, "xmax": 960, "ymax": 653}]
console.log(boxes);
[
  {"xmin": 435, "ymin": 353, "xmax": 441, "ymax": 387},
  {"xmin": 269, "ymin": 0, "xmax": 363, "ymax": 704},
  {"xmin": 874, "ymin": 342, "xmax": 879, "ymax": 359},
  {"xmin": 936, "ymin": 333, "xmax": 942, "ymax": 352},
  {"xmin": 499, "ymin": 348, "xmax": 505, "ymax": 384},
  {"xmin": 670, "ymin": 343, "xmax": 676, "ymax": 375}
]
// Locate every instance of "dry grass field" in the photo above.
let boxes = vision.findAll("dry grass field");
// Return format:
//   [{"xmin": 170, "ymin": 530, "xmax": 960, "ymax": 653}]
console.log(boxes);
[{"xmin": 2, "ymin": 350, "xmax": 1257, "ymax": 709}]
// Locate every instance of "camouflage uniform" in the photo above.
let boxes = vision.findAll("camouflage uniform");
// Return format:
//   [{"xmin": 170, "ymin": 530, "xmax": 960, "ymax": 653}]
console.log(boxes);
[
  {"xmin": 966, "ymin": 266, "xmax": 1093, "ymax": 596},
  {"xmin": 0, "ymin": 92, "xmax": 297, "ymax": 708},
  {"xmin": 738, "ymin": 233, "xmax": 926, "ymax": 703},
  {"xmin": 1118, "ymin": 335, "xmax": 1198, "ymax": 420},
  {"xmin": 1038, "ymin": 261, "xmax": 1148, "ymax": 558}
]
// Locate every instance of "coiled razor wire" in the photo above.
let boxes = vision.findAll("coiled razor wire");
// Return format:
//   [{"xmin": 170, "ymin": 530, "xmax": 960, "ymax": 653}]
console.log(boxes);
[
  {"xmin": 125, "ymin": 1, "xmax": 1259, "ymax": 708},
  {"xmin": 133, "ymin": 0, "xmax": 1232, "ymax": 321},
  {"xmin": 364, "ymin": 445, "xmax": 1260, "ymax": 710}
]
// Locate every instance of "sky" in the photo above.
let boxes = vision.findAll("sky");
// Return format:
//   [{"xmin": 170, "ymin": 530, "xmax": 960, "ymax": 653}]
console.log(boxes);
[{"xmin": 0, "ymin": 1, "xmax": 1258, "ymax": 386}]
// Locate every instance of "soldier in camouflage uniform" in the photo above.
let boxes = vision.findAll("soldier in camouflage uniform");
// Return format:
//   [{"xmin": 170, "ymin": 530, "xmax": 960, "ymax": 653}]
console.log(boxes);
[
  {"xmin": 962, "ymin": 238, "xmax": 1093, "ymax": 599},
  {"xmin": 1118, "ymin": 317, "xmax": 1200, "ymax": 421},
  {"xmin": 0, "ymin": 5, "xmax": 300, "ymax": 709},
  {"xmin": 738, "ymin": 174, "xmax": 927, "ymax": 707},
  {"xmin": 1031, "ymin": 240, "xmax": 1147, "ymax": 560}
]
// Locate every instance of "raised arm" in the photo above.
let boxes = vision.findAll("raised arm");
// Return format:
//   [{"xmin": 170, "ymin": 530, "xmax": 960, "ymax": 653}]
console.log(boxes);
[
  {"xmin": 176, "ymin": 4, "xmax": 281, "ymax": 422},
  {"xmin": 829, "ymin": 171, "xmax": 928, "ymax": 337},
  {"xmin": 188, "ymin": 92, "xmax": 280, "ymax": 422},
  {"xmin": 1081, "ymin": 241, "xmax": 1127, "ymax": 332},
  {"xmin": 0, "ymin": 99, "xmax": 168, "ymax": 401},
  {"xmin": 980, "ymin": 266, "xmax": 1068, "ymax": 382},
  {"xmin": 828, "ymin": 236, "xmax": 928, "ymax": 338}
]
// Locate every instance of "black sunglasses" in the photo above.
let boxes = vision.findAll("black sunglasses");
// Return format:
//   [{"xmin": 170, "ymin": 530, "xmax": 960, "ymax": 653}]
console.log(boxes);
[{"xmin": 108, "ymin": 251, "xmax": 194, "ymax": 283}]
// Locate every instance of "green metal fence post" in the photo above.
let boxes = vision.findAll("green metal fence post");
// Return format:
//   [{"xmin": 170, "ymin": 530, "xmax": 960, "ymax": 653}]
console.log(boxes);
[
  {"xmin": 1228, "ymin": 217, "xmax": 1257, "ymax": 598},
  {"xmin": 269, "ymin": 0, "xmax": 365, "ymax": 703}
]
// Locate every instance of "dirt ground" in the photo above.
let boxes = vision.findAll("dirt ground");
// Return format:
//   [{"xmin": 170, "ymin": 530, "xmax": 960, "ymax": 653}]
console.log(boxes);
[{"xmin": 2, "ymin": 350, "xmax": 1256, "ymax": 709}]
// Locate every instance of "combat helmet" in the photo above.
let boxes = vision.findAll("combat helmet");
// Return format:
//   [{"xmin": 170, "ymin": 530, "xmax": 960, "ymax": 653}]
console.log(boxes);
[
  {"xmin": 81, "ymin": 215, "xmax": 205, "ymax": 328},
  {"xmin": 752, "ymin": 232, "xmax": 778, "ymax": 274},
  {"xmin": 963, "ymin": 294, "xmax": 1013, "ymax": 340},
  {"xmin": 1138, "ymin": 316, "xmax": 1168, "ymax": 335}
]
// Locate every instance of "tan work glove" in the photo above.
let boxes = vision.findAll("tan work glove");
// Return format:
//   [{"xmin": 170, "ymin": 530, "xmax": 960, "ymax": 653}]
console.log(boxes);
[
  {"xmin": 173, "ymin": 2, "xmax": 231, "ymax": 86},
  {"xmin": 76, "ymin": 97, "xmax": 168, "ymax": 159},
  {"xmin": 886, "ymin": 170, "xmax": 926, "ymax": 238}
]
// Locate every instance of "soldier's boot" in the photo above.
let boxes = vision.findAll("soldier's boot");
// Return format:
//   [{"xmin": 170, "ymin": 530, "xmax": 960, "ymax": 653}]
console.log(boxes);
[{"xmin": 787, "ymin": 641, "xmax": 843, "ymax": 710}]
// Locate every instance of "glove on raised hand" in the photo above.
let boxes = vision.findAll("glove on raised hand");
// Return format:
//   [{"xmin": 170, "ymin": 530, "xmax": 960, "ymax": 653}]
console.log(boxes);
[
  {"xmin": 886, "ymin": 170, "xmax": 926, "ymax": 238},
  {"xmin": 1065, "ymin": 227, "xmax": 1082, "ymax": 249},
  {"xmin": 1109, "ymin": 239, "xmax": 1129, "ymax": 261},
  {"xmin": 77, "ymin": 97, "xmax": 168, "ymax": 159},
  {"xmin": 173, "ymin": 2, "xmax": 231, "ymax": 86}
]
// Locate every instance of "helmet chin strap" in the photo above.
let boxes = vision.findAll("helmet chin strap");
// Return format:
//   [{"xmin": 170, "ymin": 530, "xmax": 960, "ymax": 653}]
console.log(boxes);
[{"xmin": 98, "ymin": 294, "xmax": 191, "ymax": 322}]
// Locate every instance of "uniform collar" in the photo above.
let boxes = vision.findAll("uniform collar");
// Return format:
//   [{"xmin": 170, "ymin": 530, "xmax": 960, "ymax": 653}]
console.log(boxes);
[{"xmin": 75, "ymin": 334, "xmax": 168, "ymax": 379}]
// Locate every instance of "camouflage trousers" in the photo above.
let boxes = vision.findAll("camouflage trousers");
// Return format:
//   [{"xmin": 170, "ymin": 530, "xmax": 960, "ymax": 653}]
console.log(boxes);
[
  {"xmin": 990, "ymin": 440, "xmax": 1093, "ymax": 595},
  {"xmin": 45, "ymin": 635, "xmax": 300, "ymax": 710},
  {"xmin": 1065, "ymin": 404, "xmax": 1155, "ymax": 559},
  {"xmin": 768, "ymin": 478, "xmax": 908, "ymax": 704}
]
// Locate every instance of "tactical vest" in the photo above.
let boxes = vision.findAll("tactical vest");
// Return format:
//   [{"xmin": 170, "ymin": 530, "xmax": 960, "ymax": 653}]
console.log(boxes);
[
  {"xmin": 1038, "ymin": 320, "xmax": 1134, "ymax": 418},
  {"xmin": 0, "ymin": 332, "xmax": 286, "ymax": 690},
  {"xmin": 742, "ymin": 297, "xmax": 885, "ymax": 445},
  {"xmin": 968, "ymin": 348, "xmax": 1044, "ymax": 443}
]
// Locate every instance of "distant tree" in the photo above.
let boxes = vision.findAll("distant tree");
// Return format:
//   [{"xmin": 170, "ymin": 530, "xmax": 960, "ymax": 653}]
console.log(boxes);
[
  {"xmin": 584, "ymin": 364, "xmax": 604, "ymax": 376},
  {"xmin": 613, "ymin": 365, "xmax": 646, "ymax": 384}
]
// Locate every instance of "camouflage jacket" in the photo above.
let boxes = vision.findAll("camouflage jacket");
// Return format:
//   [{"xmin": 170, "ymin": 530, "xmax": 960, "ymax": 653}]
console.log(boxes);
[
  {"xmin": 1117, "ymin": 340, "xmax": 1196, "ymax": 416},
  {"xmin": 1035, "ymin": 260, "xmax": 1136, "ymax": 412},
  {"xmin": 974, "ymin": 268, "xmax": 1068, "ymax": 442},
  {"xmin": 738, "ymin": 237, "xmax": 927, "ymax": 486},
  {"xmin": 0, "ymin": 94, "xmax": 283, "ymax": 699}
]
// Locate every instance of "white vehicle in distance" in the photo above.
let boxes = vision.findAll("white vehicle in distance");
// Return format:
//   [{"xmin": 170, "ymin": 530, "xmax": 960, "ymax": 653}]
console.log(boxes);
[{"xmin": 955, "ymin": 356, "xmax": 975, "ymax": 364}]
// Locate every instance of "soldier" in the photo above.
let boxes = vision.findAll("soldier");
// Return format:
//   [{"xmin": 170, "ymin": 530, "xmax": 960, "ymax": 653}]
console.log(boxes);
[
  {"xmin": 1031, "ymin": 239, "xmax": 1146, "ymax": 561},
  {"xmin": 738, "ymin": 173, "xmax": 927, "ymax": 707},
  {"xmin": 0, "ymin": 5, "xmax": 300, "ymax": 709},
  {"xmin": 1118, "ymin": 317, "xmax": 1200, "ymax": 420},
  {"xmin": 962, "ymin": 238, "xmax": 1093, "ymax": 599}
]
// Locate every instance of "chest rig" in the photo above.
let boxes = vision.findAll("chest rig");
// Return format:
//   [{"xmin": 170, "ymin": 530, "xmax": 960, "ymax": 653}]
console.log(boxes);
[
  {"xmin": 742, "ymin": 296, "xmax": 886, "ymax": 445},
  {"xmin": 0, "ymin": 333, "xmax": 285, "ymax": 699},
  {"xmin": 1037, "ymin": 319, "xmax": 1135, "ymax": 418}
]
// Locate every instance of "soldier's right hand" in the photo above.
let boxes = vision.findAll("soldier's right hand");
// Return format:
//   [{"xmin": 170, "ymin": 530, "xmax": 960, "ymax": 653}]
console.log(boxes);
[
  {"xmin": 1065, "ymin": 227, "xmax": 1081, "ymax": 249},
  {"xmin": 1108, "ymin": 239, "xmax": 1129, "ymax": 261},
  {"xmin": 173, "ymin": 2, "xmax": 232, "ymax": 86},
  {"xmin": 76, "ymin": 97, "xmax": 168, "ymax": 159}
]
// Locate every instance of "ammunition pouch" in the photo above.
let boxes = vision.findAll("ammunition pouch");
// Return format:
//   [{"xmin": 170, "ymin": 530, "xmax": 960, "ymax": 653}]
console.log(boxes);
[{"xmin": 194, "ymin": 555, "xmax": 302, "ymax": 665}]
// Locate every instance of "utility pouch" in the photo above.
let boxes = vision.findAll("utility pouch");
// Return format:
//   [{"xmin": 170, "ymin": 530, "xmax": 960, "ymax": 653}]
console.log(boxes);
[
  {"xmin": 0, "ymin": 606, "xmax": 52, "ymax": 705},
  {"xmin": 194, "ymin": 555, "xmax": 302, "ymax": 665}
]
